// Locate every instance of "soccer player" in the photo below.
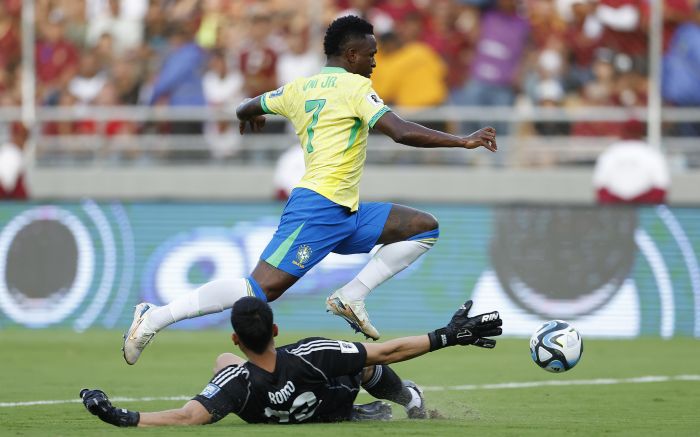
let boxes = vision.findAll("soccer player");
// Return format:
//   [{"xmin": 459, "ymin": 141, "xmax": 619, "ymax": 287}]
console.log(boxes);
[
  {"xmin": 123, "ymin": 15, "xmax": 497, "ymax": 364},
  {"xmin": 84, "ymin": 297, "xmax": 502, "ymax": 426}
]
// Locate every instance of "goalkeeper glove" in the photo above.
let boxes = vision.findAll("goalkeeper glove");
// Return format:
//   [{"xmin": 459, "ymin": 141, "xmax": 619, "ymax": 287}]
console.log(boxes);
[
  {"xmin": 80, "ymin": 389, "xmax": 139, "ymax": 427},
  {"xmin": 428, "ymin": 300, "xmax": 502, "ymax": 351}
]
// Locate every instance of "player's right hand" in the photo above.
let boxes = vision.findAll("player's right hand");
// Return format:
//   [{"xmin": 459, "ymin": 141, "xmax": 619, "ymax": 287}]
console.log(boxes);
[
  {"xmin": 446, "ymin": 300, "xmax": 502, "ymax": 348},
  {"xmin": 428, "ymin": 300, "xmax": 502, "ymax": 351},
  {"xmin": 80, "ymin": 388, "xmax": 139, "ymax": 427},
  {"xmin": 462, "ymin": 127, "xmax": 497, "ymax": 152},
  {"xmin": 239, "ymin": 115, "xmax": 266, "ymax": 134}
]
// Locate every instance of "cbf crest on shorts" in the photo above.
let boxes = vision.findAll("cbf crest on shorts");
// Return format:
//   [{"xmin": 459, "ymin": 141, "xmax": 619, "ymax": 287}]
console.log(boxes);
[{"xmin": 293, "ymin": 244, "xmax": 312, "ymax": 269}]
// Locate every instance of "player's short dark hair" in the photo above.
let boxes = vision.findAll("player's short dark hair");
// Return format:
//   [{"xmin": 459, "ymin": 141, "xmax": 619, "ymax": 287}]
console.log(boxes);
[
  {"xmin": 231, "ymin": 297, "xmax": 274, "ymax": 354},
  {"xmin": 323, "ymin": 15, "xmax": 374, "ymax": 57}
]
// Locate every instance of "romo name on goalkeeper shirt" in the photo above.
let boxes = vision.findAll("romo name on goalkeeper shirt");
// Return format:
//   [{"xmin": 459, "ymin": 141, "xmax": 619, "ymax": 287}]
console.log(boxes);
[{"xmin": 193, "ymin": 337, "xmax": 368, "ymax": 424}]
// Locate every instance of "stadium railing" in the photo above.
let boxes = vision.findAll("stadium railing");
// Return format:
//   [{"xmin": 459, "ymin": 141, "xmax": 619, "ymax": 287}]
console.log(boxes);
[{"xmin": 2, "ymin": 105, "xmax": 698, "ymax": 169}]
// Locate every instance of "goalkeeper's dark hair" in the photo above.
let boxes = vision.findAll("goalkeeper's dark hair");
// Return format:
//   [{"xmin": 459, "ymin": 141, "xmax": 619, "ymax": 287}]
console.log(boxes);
[
  {"xmin": 231, "ymin": 297, "xmax": 274, "ymax": 354},
  {"xmin": 323, "ymin": 15, "xmax": 374, "ymax": 57}
]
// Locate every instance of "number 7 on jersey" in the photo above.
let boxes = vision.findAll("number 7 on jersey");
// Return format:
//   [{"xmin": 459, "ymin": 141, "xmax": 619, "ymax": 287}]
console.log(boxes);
[{"xmin": 304, "ymin": 99, "xmax": 326, "ymax": 153}]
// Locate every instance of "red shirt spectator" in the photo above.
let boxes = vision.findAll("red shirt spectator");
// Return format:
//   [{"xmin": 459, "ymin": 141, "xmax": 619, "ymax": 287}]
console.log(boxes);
[
  {"xmin": 239, "ymin": 15, "xmax": 278, "ymax": 97},
  {"xmin": 378, "ymin": 0, "xmax": 421, "ymax": 22},
  {"xmin": 0, "ymin": 3, "xmax": 20, "ymax": 69},
  {"xmin": 421, "ymin": 2, "xmax": 471, "ymax": 89},
  {"xmin": 36, "ymin": 19, "xmax": 79, "ymax": 88},
  {"xmin": 563, "ymin": 0, "xmax": 601, "ymax": 68}
]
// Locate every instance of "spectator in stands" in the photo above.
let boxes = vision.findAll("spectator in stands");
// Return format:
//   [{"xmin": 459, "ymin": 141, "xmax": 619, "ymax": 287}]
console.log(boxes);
[
  {"xmin": 452, "ymin": 0, "xmax": 530, "ymax": 136},
  {"xmin": 276, "ymin": 28, "xmax": 323, "ymax": 86},
  {"xmin": 68, "ymin": 50, "xmax": 108, "ymax": 105},
  {"xmin": 594, "ymin": 119, "xmax": 669, "ymax": 204},
  {"xmin": 86, "ymin": 0, "xmax": 145, "ymax": 55},
  {"xmin": 595, "ymin": 0, "xmax": 646, "ymax": 60},
  {"xmin": 0, "ymin": 2, "xmax": 21, "ymax": 71},
  {"xmin": 561, "ymin": 0, "xmax": 602, "ymax": 91},
  {"xmin": 533, "ymin": 79, "xmax": 570, "ymax": 136},
  {"xmin": 239, "ymin": 13, "xmax": 278, "ymax": 98},
  {"xmin": 36, "ymin": 10, "xmax": 80, "ymax": 105},
  {"xmin": 196, "ymin": 0, "xmax": 227, "ymax": 49},
  {"xmin": 527, "ymin": 0, "xmax": 567, "ymax": 49},
  {"xmin": 143, "ymin": 0, "xmax": 169, "ymax": 60},
  {"xmin": 571, "ymin": 48, "xmax": 623, "ymax": 137},
  {"xmin": 662, "ymin": 19, "xmax": 700, "ymax": 136},
  {"xmin": 525, "ymin": 44, "xmax": 566, "ymax": 103},
  {"xmin": 422, "ymin": 0, "xmax": 472, "ymax": 93},
  {"xmin": 273, "ymin": 144, "xmax": 306, "ymax": 201},
  {"xmin": 203, "ymin": 49, "xmax": 243, "ymax": 160},
  {"xmin": 641, "ymin": 0, "xmax": 696, "ymax": 52},
  {"xmin": 377, "ymin": 0, "xmax": 421, "ymax": 22},
  {"xmin": 338, "ymin": 0, "xmax": 395, "ymax": 35},
  {"xmin": 0, "ymin": 122, "xmax": 29, "ymax": 200},
  {"xmin": 111, "ymin": 57, "xmax": 143, "ymax": 104},
  {"xmin": 149, "ymin": 21, "xmax": 206, "ymax": 134},
  {"xmin": 371, "ymin": 13, "xmax": 448, "ymax": 108}
]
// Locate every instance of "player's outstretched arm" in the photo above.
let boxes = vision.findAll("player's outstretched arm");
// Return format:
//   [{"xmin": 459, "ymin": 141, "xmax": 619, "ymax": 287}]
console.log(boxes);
[
  {"xmin": 138, "ymin": 401, "xmax": 212, "ymax": 427},
  {"xmin": 373, "ymin": 111, "xmax": 497, "ymax": 152},
  {"xmin": 236, "ymin": 95, "xmax": 267, "ymax": 134},
  {"xmin": 80, "ymin": 389, "xmax": 212, "ymax": 427},
  {"xmin": 363, "ymin": 300, "xmax": 502, "ymax": 366}
]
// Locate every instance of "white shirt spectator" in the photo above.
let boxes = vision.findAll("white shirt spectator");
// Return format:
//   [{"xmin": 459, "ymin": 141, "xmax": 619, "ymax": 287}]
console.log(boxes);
[
  {"xmin": 69, "ymin": 72, "xmax": 108, "ymax": 104},
  {"xmin": 337, "ymin": 8, "xmax": 394, "ymax": 35},
  {"xmin": 593, "ymin": 140, "xmax": 670, "ymax": 202},
  {"xmin": 0, "ymin": 140, "xmax": 23, "ymax": 193},
  {"xmin": 276, "ymin": 51, "xmax": 323, "ymax": 87},
  {"xmin": 273, "ymin": 145, "xmax": 306, "ymax": 200},
  {"xmin": 86, "ymin": 0, "xmax": 148, "ymax": 21},
  {"xmin": 203, "ymin": 70, "xmax": 244, "ymax": 107},
  {"xmin": 86, "ymin": 0, "xmax": 145, "ymax": 53}
]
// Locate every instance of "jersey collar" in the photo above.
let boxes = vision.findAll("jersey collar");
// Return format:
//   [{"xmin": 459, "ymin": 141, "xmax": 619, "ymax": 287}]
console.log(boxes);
[{"xmin": 320, "ymin": 66, "xmax": 348, "ymax": 74}]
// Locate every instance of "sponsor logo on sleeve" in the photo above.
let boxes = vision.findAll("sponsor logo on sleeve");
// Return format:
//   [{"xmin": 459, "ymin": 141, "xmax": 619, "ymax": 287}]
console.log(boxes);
[
  {"xmin": 366, "ymin": 93, "xmax": 383, "ymax": 106},
  {"xmin": 338, "ymin": 341, "xmax": 359, "ymax": 354},
  {"xmin": 200, "ymin": 383, "xmax": 221, "ymax": 398}
]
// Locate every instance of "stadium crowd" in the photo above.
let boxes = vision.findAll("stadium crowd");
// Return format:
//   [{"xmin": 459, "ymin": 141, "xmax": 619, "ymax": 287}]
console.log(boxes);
[{"xmin": 0, "ymin": 0, "xmax": 699, "ymax": 153}]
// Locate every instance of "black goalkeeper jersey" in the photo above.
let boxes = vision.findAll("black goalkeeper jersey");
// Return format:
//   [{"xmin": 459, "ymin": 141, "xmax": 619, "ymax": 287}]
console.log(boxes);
[{"xmin": 193, "ymin": 337, "xmax": 367, "ymax": 424}]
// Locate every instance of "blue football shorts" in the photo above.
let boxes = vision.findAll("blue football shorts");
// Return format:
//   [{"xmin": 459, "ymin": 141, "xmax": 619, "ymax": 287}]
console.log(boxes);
[{"xmin": 260, "ymin": 188, "xmax": 392, "ymax": 277}]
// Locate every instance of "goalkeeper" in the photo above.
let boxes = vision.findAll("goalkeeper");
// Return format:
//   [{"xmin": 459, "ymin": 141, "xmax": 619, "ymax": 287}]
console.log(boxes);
[{"xmin": 81, "ymin": 297, "xmax": 501, "ymax": 426}]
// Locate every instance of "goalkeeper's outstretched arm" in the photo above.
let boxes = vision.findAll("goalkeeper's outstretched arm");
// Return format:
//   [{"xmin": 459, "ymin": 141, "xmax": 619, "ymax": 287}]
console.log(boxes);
[
  {"xmin": 80, "ymin": 389, "xmax": 212, "ymax": 427},
  {"xmin": 363, "ymin": 300, "xmax": 502, "ymax": 366},
  {"xmin": 137, "ymin": 401, "xmax": 212, "ymax": 427}
]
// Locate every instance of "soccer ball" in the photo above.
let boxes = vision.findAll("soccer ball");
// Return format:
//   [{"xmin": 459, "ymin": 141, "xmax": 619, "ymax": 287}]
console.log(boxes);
[{"xmin": 529, "ymin": 320, "xmax": 583, "ymax": 373}]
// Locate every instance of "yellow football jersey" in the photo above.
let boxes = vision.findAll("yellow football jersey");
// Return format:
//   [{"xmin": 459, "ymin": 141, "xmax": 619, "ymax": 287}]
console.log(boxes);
[{"xmin": 261, "ymin": 66, "xmax": 391, "ymax": 212}]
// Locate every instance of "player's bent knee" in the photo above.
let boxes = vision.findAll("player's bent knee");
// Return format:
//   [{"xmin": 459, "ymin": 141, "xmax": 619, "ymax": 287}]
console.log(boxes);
[
  {"xmin": 407, "ymin": 213, "xmax": 440, "ymax": 246},
  {"xmin": 250, "ymin": 262, "xmax": 299, "ymax": 302},
  {"xmin": 419, "ymin": 212, "xmax": 439, "ymax": 232},
  {"xmin": 360, "ymin": 366, "xmax": 376, "ymax": 384}
]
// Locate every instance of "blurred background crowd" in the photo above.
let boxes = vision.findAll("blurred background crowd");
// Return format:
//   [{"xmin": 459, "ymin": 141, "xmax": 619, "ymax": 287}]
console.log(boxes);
[{"xmin": 0, "ymin": 0, "xmax": 699, "ymax": 170}]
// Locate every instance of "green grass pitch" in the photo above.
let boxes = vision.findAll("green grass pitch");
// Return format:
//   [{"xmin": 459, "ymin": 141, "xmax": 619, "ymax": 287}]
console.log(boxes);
[{"xmin": 2, "ymin": 329, "xmax": 699, "ymax": 436}]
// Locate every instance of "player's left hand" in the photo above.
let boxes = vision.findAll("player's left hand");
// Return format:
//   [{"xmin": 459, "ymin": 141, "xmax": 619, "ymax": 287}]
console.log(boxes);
[
  {"xmin": 239, "ymin": 115, "xmax": 266, "ymax": 134},
  {"xmin": 80, "ymin": 388, "xmax": 139, "ymax": 427},
  {"xmin": 462, "ymin": 127, "xmax": 497, "ymax": 152}
]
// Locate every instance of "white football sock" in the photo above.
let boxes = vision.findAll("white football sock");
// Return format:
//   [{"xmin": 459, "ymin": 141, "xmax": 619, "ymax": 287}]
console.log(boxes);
[
  {"xmin": 405, "ymin": 385, "xmax": 423, "ymax": 411},
  {"xmin": 338, "ymin": 239, "xmax": 434, "ymax": 302},
  {"xmin": 147, "ymin": 278, "xmax": 250, "ymax": 332}
]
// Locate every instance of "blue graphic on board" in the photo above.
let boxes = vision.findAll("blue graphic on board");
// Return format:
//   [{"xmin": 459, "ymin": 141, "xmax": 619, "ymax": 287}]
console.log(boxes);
[{"xmin": 0, "ymin": 202, "xmax": 697, "ymax": 337}]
